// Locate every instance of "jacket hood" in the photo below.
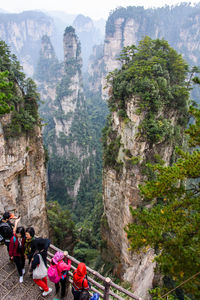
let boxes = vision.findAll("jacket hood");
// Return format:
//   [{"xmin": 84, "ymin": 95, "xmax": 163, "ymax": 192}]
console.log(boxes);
[
  {"xmin": 76, "ymin": 262, "xmax": 87, "ymax": 277},
  {"xmin": 52, "ymin": 251, "xmax": 64, "ymax": 264}
]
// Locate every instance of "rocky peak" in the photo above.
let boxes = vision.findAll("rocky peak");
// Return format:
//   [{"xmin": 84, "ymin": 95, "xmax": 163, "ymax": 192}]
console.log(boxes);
[
  {"xmin": 73, "ymin": 14, "xmax": 94, "ymax": 32},
  {"xmin": 63, "ymin": 26, "xmax": 81, "ymax": 64},
  {"xmin": 0, "ymin": 11, "xmax": 54, "ymax": 76},
  {"xmin": 40, "ymin": 35, "xmax": 57, "ymax": 60}
]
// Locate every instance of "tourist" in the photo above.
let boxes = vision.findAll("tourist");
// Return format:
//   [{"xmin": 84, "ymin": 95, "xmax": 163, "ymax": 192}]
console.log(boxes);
[
  {"xmin": 0, "ymin": 212, "xmax": 20, "ymax": 253},
  {"xmin": 48, "ymin": 250, "xmax": 71, "ymax": 299},
  {"xmin": 9, "ymin": 226, "xmax": 25, "ymax": 283},
  {"xmin": 72, "ymin": 262, "xmax": 90, "ymax": 300},
  {"xmin": 31, "ymin": 238, "xmax": 52, "ymax": 296}
]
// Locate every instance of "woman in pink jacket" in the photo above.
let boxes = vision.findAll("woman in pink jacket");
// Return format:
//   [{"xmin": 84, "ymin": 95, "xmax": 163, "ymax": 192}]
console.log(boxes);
[{"xmin": 52, "ymin": 251, "xmax": 71, "ymax": 299}]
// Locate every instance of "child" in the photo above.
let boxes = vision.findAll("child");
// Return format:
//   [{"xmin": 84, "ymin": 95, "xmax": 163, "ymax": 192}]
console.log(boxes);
[
  {"xmin": 50, "ymin": 251, "xmax": 71, "ymax": 299},
  {"xmin": 9, "ymin": 226, "xmax": 25, "ymax": 283}
]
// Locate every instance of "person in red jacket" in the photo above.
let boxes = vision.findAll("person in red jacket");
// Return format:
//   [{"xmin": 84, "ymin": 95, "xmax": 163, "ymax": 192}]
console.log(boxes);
[
  {"xmin": 72, "ymin": 262, "xmax": 90, "ymax": 300},
  {"xmin": 9, "ymin": 226, "xmax": 25, "ymax": 283}
]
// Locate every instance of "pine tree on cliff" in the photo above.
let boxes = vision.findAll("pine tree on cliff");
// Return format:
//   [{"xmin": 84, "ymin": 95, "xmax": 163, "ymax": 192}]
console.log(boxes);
[
  {"xmin": 0, "ymin": 40, "xmax": 40, "ymax": 136},
  {"xmin": 126, "ymin": 104, "xmax": 200, "ymax": 299},
  {"xmin": 103, "ymin": 36, "xmax": 200, "ymax": 298}
]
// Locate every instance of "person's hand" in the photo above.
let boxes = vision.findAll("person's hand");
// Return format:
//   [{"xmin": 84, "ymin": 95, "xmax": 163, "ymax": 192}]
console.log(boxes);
[
  {"xmin": 10, "ymin": 256, "xmax": 13, "ymax": 260},
  {"xmin": 25, "ymin": 254, "xmax": 27, "ymax": 259}
]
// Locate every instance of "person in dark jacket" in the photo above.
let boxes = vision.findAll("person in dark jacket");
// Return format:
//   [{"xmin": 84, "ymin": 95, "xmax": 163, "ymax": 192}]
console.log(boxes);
[
  {"xmin": 31, "ymin": 237, "xmax": 50, "ymax": 266},
  {"xmin": 9, "ymin": 226, "xmax": 25, "ymax": 283},
  {"xmin": 72, "ymin": 262, "xmax": 90, "ymax": 300},
  {"xmin": 24, "ymin": 227, "xmax": 35, "ymax": 264},
  {"xmin": 0, "ymin": 212, "xmax": 19, "ymax": 253},
  {"xmin": 31, "ymin": 238, "xmax": 52, "ymax": 296}
]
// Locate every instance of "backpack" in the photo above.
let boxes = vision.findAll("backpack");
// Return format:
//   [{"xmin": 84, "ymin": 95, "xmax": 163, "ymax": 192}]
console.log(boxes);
[
  {"xmin": 79, "ymin": 278, "xmax": 90, "ymax": 300},
  {"xmin": 47, "ymin": 264, "xmax": 60, "ymax": 283},
  {"xmin": 79, "ymin": 290, "xmax": 90, "ymax": 300},
  {"xmin": 0, "ymin": 222, "xmax": 13, "ymax": 240}
]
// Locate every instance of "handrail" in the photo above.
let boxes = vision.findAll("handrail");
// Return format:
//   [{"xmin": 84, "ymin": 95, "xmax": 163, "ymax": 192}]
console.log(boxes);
[{"xmin": 48, "ymin": 244, "xmax": 141, "ymax": 300}]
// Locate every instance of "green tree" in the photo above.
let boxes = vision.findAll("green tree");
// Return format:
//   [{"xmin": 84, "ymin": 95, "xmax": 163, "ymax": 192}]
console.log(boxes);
[
  {"xmin": 0, "ymin": 71, "xmax": 14, "ymax": 115},
  {"xmin": 0, "ymin": 40, "xmax": 41, "ymax": 136},
  {"xmin": 47, "ymin": 201, "xmax": 77, "ymax": 253},
  {"xmin": 126, "ymin": 105, "xmax": 200, "ymax": 298}
]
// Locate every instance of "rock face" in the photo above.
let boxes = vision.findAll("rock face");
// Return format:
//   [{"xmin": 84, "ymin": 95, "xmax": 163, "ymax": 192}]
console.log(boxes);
[
  {"xmin": 36, "ymin": 27, "xmax": 94, "ymax": 208},
  {"xmin": 95, "ymin": 4, "xmax": 200, "ymax": 99},
  {"xmin": 73, "ymin": 14, "xmax": 104, "ymax": 71},
  {"xmin": 87, "ymin": 44, "xmax": 104, "ymax": 94},
  {"xmin": 0, "ymin": 115, "xmax": 48, "ymax": 236},
  {"xmin": 0, "ymin": 11, "xmax": 54, "ymax": 76},
  {"xmin": 102, "ymin": 96, "xmax": 182, "ymax": 299}
]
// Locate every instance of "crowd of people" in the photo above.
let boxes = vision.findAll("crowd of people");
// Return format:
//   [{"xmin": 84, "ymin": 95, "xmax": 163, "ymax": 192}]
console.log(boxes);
[{"xmin": 0, "ymin": 211, "xmax": 99, "ymax": 300}]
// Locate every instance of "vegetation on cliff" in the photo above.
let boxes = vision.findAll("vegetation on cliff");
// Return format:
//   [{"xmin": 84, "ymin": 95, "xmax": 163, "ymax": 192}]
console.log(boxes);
[
  {"xmin": 102, "ymin": 36, "xmax": 200, "ymax": 296},
  {"xmin": 106, "ymin": 36, "xmax": 189, "ymax": 143},
  {"xmin": 0, "ymin": 41, "xmax": 40, "ymax": 136},
  {"xmin": 35, "ymin": 35, "xmax": 61, "ymax": 83},
  {"xmin": 36, "ymin": 30, "xmax": 107, "ymax": 263},
  {"xmin": 103, "ymin": 37, "xmax": 190, "ymax": 173},
  {"xmin": 126, "ymin": 104, "xmax": 200, "ymax": 299}
]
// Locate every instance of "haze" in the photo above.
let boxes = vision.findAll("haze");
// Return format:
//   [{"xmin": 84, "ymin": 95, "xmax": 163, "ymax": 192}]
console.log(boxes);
[{"xmin": 1, "ymin": 0, "xmax": 200, "ymax": 19}]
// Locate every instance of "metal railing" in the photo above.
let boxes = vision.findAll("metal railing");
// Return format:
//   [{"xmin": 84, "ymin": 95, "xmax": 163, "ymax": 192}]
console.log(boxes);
[{"xmin": 47, "ymin": 244, "xmax": 141, "ymax": 300}]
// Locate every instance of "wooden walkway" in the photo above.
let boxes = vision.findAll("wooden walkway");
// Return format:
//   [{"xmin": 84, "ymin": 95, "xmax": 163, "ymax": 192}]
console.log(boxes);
[{"xmin": 0, "ymin": 244, "xmax": 73, "ymax": 300}]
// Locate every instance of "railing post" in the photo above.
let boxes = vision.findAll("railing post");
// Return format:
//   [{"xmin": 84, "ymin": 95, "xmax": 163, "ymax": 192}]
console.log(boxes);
[{"xmin": 104, "ymin": 277, "xmax": 111, "ymax": 300}]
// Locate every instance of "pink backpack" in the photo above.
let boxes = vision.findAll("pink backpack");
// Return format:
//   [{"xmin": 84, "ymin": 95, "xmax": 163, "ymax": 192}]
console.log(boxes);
[{"xmin": 47, "ymin": 264, "xmax": 60, "ymax": 283}]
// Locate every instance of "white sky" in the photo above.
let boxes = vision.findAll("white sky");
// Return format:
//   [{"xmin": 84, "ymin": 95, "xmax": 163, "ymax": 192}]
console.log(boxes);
[{"xmin": 1, "ymin": 0, "xmax": 200, "ymax": 19}]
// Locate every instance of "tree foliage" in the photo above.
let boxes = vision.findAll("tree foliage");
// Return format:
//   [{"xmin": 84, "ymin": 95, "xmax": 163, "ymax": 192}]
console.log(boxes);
[
  {"xmin": 126, "ymin": 104, "xmax": 200, "ymax": 298},
  {"xmin": 47, "ymin": 201, "xmax": 77, "ymax": 253},
  {"xmin": 0, "ymin": 40, "xmax": 40, "ymax": 136},
  {"xmin": 104, "ymin": 37, "xmax": 190, "ymax": 172}
]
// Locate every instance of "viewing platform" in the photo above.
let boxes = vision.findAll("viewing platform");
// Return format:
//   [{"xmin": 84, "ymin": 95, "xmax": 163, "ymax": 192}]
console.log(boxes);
[{"xmin": 0, "ymin": 243, "xmax": 140, "ymax": 300}]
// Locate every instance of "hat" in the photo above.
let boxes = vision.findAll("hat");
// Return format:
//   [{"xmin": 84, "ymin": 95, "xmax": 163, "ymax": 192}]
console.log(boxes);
[
  {"xmin": 9, "ymin": 213, "xmax": 16, "ymax": 219},
  {"xmin": 3, "ymin": 212, "xmax": 11, "ymax": 220},
  {"xmin": 52, "ymin": 251, "xmax": 64, "ymax": 264}
]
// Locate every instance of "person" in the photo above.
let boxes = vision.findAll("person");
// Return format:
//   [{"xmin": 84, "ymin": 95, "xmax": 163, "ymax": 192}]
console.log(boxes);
[
  {"xmin": 50, "ymin": 251, "xmax": 71, "ymax": 299},
  {"xmin": 31, "ymin": 237, "xmax": 50, "ymax": 266},
  {"xmin": 0, "ymin": 212, "xmax": 19, "ymax": 253},
  {"xmin": 31, "ymin": 238, "xmax": 52, "ymax": 296},
  {"xmin": 72, "ymin": 262, "xmax": 90, "ymax": 300},
  {"xmin": 24, "ymin": 226, "xmax": 35, "ymax": 275},
  {"xmin": 9, "ymin": 226, "xmax": 25, "ymax": 283}
]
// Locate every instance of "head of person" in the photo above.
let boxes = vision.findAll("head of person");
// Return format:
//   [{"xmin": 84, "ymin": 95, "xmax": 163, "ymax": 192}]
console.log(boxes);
[
  {"xmin": 3, "ymin": 211, "xmax": 11, "ymax": 221},
  {"xmin": 16, "ymin": 226, "xmax": 25, "ymax": 239},
  {"xmin": 76, "ymin": 262, "xmax": 87, "ymax": 277},
  {"xmin": 36, "ymin": 238, "xmax": 46, "ymax": 251},
  {"xmin": 52, "ymin": 251, "xmax": 64, "ymax": 264},
  {"xmin": 25, "ymin": 227, "xmax": 35, "ymax": 240}
]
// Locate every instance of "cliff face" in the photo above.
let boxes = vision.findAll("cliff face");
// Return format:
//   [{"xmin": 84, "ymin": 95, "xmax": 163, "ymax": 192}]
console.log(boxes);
[
  {"xmin": 102, "ymin": 97, "xmax": 182, "ymax": 299},
  {"xmin": 0, "ymin": 11, "xmax": 54, "ymax": 76},
  {"xmin": 99, "ymin": 5, "xmax": 200, "ymax": 98},
  {"xmin": 87, "ymin": 44, "xmax": 104, "ymax": 94},
  {"xmin": 73, "ymin": 14, "xmax": 104, "ymax": 70},
  {"xmin": 102, "ymin": 36, "xmax": 189, "ymax": 299},
  {"xmin": 0, "ymin": 115, "xmax": 48, "ymax": 236},
  {"xmin": 36, "ymin": 27, "xmax": 94, "ymax": 209},
  {"xmin": 35, "ymin": 35, "xmax": 62, "ymax": 107}
]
